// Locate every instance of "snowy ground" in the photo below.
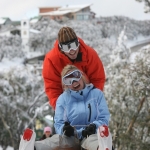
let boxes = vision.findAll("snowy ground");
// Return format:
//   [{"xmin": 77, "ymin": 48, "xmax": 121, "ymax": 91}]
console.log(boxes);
[{"xmin": 0, "ymin": 146, "xmax": 13, "ymax": 150}]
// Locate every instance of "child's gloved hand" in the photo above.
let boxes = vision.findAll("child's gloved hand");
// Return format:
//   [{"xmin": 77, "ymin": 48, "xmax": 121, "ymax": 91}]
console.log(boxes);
[{"xmin": 82, "ymin": 123, "xmax": 96, "ymax": 137}]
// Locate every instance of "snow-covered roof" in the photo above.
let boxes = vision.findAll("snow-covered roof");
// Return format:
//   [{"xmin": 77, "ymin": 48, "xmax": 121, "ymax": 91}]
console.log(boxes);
[
  {"xmin": 59, "ymin": 4, "xmax": 92, "ymax": 11},
  {"xmin": 0, "ymin": 26, "xmax": 41, "ymax": 34},
  {"xmin": 30, "ymin": 16, "xmax": 42, "ymax": 24},
  {"xmin": 0, "ymin": 18, "xmax": 6, "ymax": 24},
  {"xmin": 29, "ymin": 29, "xmax": 41, "ymax": 34},
  {"xmin": 39, "ymin": 4, "xmax": 92, "ymax": 16},
  {"xmin": 30, "ymin": 18, "xmax": 39, "ymax": 23},
  {"xmin": 40, "ymin": 10, "xmax": 71, "ymax": 16}
]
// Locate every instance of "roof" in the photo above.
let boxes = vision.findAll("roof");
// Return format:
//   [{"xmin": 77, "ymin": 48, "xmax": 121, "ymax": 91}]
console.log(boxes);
[
  {"xmin": 39, "ymin": 6, "xmax": 61, "ymax": 8},
  {"xmin": 0, "ymin": 18, "xmax": 5, "ymax": 24},
  {"xmin": 59, "ymin": 4, "xmax": 92, "ymax": 11},
  {"xmin": 29, "ymin": 29, "xmax": 41, "ymax": 34},
  {"xmin": 0, "ymin": 18, "xmax": 7, "ymax": 24},
  {"xmin": 0, "ymin": 26, "xmax": 41, "ymax": 34},
  {"xmin": 0, "ymin": 17, "xmax": 11, "ymax": 24},
  {"xmin": 40, "ymin": 10, "xmax": 72, "ymax": 16},
  {"xmin": 39, "ymin": 4, "xmax": 92, "ymax": 16},
  {"xmin": 30, "ymin": 16, "xmax": 42, "ymax": 23},
  {"xmin": 30, "ymin": 18, "xmax": 39, "ymax": 23}
]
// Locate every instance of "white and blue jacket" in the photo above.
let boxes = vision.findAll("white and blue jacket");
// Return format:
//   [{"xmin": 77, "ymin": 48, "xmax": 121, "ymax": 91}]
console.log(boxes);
[{"xmin": 54, "ymin": 84, "xmax": 110, "ymax": 139}]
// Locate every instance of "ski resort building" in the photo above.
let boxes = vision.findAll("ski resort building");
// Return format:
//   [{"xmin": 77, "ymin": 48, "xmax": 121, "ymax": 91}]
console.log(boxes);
[{"xmin": 39, "ymin": 4, "xmax": 95, "ymax": 21}]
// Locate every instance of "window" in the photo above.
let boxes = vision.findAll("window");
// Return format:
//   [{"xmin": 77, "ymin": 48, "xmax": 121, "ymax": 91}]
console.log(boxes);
[
  {"xmin": 76, "ymin": 15, "xmax": 83, "ymax": 20},
  {"xmin": 24, "ymin": 31, "xmax": 26, "ymax": 35},
  {"xmin": 83, "ymin": 15, "xmax": 89, "ymax": 20},
  {"xmin": 76, "ymin": 14, "xmax": 89, "ymax": 20},
  {"xmin": 23, "ymin": 22, "xmax": 26, "ymax": 26}
]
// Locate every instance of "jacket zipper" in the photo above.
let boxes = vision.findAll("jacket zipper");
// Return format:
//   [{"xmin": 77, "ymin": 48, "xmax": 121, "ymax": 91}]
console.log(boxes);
[{"xmin": 88, "ymin": 104, "xmax": 91, "ymax": 122}]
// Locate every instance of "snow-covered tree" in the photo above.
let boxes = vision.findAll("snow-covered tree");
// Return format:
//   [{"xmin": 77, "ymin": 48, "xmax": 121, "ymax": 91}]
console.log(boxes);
[
  {"xmin": 0, "ymin": 35, "xmax": 24, "ymax": 61},
  {"xmin": 136, "ymin": 0, "xmax": 150, "ymax": 13},
  {"xmin": 104, "ymin": 30, "xmax": 150, "ymax": 150},
  {"xmin": 0, "ymin": 65, "xmax": 53, "ymax": 150}
]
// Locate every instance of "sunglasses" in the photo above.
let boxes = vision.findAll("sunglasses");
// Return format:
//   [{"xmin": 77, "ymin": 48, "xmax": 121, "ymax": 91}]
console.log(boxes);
[
  {"xmin": 62, "ymin": 70, "xmax": 82, "ymax": 85},
  {"xmin": 59, "ymin": 39, "xmax": 79, "ymax": 53}
]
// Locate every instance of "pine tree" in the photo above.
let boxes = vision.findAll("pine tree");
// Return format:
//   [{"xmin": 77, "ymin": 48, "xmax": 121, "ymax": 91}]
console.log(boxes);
[{"xmin": 136, "ymin": 0, "xmax": 150, "ymax": 13}]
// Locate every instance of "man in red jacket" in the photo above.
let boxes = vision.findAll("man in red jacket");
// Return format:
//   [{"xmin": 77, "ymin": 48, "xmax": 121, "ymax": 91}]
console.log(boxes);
[{"xmin": 42, "ymin": 26, "xmax": 105, "ymax": 109}]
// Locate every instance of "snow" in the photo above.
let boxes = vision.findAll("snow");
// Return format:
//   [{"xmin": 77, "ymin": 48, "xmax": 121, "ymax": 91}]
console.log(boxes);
[
  {"xmin": 0, "ymin": 146, "xmax": 13, "ymax": 150},
  {"xmin": 45, "ymin": 115, "xmax": 53, "ymax": 120},
  {"xmin": 25, "ymin": 51, "xmax": 44, "ymax": 59},
  {"xmin": 129, "ymin": 52, "xmax": 140, "ymax": 62},
  {"xmin": 0, "ymin": 18, "xmax": 6, "ymax": 24},
  {"xmin": 0, "ymin": 58, "xmax": 24, "ymax": 71}
]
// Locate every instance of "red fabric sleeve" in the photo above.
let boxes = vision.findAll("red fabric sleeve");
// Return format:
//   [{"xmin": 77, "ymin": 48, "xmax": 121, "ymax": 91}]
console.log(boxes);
[
  {"xmin": 42, "ymin": 55, "xmax": 63, "ymax": 109},
  {"xmin": 86, "ymin": 47, "xmax": 106, "ymax": 91}
]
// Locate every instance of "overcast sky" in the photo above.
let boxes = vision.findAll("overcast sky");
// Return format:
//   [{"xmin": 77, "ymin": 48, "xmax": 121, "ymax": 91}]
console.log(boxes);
[{"xmin": 0, "ymin": 0, "xmax": 149, "ymax": 21}]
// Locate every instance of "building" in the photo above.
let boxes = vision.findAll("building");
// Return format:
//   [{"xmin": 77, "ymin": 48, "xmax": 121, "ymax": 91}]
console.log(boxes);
[
  {"xmin": 39, "ymin": 4, "xmax": 95, "ymax": 21},
  {"xmin": 39, "ymin": 6, "xmax": 61, "ymax": 13},
  {"xmin": 0, "ymin": 17, "xmax": 12, "ymax": 29},
  {"xmin": 0, "ymin": 18, "xmax": 12, "ymax": 26}
]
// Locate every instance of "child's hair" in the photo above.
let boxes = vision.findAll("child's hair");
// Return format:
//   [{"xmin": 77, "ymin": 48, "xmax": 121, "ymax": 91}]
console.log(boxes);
[{"xmin": 61, "ymin": 65, "xmax": 88, "ymax": 90}]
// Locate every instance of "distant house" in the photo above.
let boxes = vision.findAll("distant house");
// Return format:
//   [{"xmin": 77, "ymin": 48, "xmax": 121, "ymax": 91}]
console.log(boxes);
[
  {"xmin": 0, "ymin": 18, "xmax": 21, "ymax": 28},
  {"xmin": 39, "ymin": 4, "xmax": 95, "ymax": 21},
  {"xmin": 0, "ymin": 18, "xmax": 12, "ymax": 29},
  {"xmin": 0, "ymin": 17, "xmax": 12, "ymax": 25}
]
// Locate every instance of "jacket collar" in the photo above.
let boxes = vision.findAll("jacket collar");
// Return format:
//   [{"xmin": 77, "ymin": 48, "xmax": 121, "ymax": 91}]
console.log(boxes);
[{"xmin": 67, "ymin": 83, "xmax": 94, "ymax": 99}]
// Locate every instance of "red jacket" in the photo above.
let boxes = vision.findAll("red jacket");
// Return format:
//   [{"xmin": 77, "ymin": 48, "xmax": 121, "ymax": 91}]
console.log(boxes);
[{"xmin": 42, "ymin": 38, "xmax": 105, "ymax": 109}]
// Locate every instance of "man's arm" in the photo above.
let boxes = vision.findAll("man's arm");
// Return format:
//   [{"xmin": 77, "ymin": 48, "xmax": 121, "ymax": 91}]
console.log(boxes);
[
  {"xmin": 42, "ymin": 55, "xmax": 63, "ymax": 109},
  {"xmin": 86, "ymin": 47, "xmax": 106, "ymax": 91}
]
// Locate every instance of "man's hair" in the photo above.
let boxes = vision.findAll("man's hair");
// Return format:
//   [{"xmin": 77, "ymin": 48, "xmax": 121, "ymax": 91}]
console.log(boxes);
[{"xmin": 58, "ymin": 26, "xmax": 77, "ymax": 44}]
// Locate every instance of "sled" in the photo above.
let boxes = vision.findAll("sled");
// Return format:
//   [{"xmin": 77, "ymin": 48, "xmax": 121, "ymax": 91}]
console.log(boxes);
[
  {"xmin": 97, "ymin": 126, "xmax": 112, "ymax": 150},
  {"xmin": 19, "ymin": 128, "xmax": 36, "ymax": 150}
]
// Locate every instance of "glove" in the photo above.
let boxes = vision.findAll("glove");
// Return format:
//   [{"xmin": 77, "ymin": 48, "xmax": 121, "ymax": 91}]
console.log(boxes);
[
  {"xmin": 63, "ymin": 122, "xmax": 74, "ymax": 137},
  {"xmin": 82, "ymin": 129, "xmax": 88, "ymax": 137},
  {"xmin": 99, "ymin": 125, "xmax": 109, "ymax": 137},
  {"xmin": 82, "ymin": 124, "xmax": 96, "ymax": 137}
]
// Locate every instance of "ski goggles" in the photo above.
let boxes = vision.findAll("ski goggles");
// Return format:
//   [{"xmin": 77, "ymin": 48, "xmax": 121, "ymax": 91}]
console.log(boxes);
[
  {"xmin": 59, "ymin": 39, "xmax": 79, "ymax": 53},
  {"xmin": 62, "ymin": 70, "xmax": 82, "ymax": 85}
]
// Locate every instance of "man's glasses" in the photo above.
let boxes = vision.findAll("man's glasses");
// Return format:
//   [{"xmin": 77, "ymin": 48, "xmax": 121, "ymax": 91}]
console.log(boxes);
[
  {"xmin": 59, "ymin": 39, "xmax": 79, "ymax": 53},
  {"xmin": 62, "ymin": 70, "xmax": 82, "ymax": 85}
]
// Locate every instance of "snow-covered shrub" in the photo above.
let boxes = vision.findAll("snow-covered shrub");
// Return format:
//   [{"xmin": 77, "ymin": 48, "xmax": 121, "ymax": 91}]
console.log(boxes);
[
  {"xmin": 0, "ymin": 35, "xmax": 24, "ymax": 61},
  {"xmin": 0, "ymin": 65, "xmax": 53, "ymax": 149}
]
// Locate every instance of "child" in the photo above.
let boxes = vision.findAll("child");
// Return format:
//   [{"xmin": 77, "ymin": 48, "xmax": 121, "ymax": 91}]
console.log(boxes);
[{"xmin": 39, "ymin": 126, "xmax": 52, "ymax": 140}]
